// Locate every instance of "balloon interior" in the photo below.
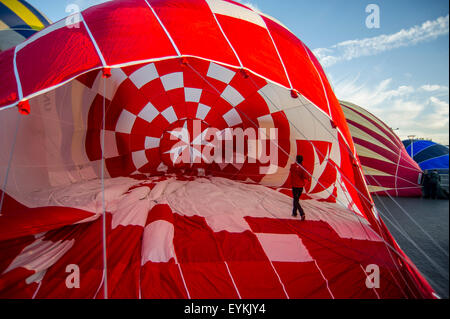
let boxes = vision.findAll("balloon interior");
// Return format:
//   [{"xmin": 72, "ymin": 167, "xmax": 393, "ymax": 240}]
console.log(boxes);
[{"xmin": 0, "ymin": 0, "xmax": 435, "ymax": 298}]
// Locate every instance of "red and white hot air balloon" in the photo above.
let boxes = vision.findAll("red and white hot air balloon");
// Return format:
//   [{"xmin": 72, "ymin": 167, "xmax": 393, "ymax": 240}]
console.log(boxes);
[
  {"xmin": 0, "ymin": 0, "xmax": 434, "ymax": 298},
  {"xmin": 340, "ymin": 101, "xmax": 423, "ymax": 197}
]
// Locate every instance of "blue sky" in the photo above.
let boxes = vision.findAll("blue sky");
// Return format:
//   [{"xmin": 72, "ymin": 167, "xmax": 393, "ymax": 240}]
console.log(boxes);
[{"xmin": 29, "ymin": 0, "xmax": 449, "ymax": 144}]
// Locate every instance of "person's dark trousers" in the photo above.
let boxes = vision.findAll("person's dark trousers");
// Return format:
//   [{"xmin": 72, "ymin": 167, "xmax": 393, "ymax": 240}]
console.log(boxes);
[
  {"xmin": 292, "ymin": 187, "xmax": 305, "ymax": 217},
  {"xmin": 423, "ymin": 183, "xmax": 431, "ymax": 199},
  {"xmin": 430, "ymin": 183, "xmax": 438, "ymax": 199}
]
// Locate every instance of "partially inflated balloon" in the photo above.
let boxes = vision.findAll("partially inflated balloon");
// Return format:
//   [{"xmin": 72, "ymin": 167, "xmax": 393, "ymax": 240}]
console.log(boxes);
[
  {"xmin": 340, "ymin": 101, "xmax": 423, "ymax": 197},
  {"xmin": 0, "ymin": 0, "xmax": 434, "ymax": 298},
  {"xmin": 403, "ymin": 139, "xmax": 449, "ymax": 175}
]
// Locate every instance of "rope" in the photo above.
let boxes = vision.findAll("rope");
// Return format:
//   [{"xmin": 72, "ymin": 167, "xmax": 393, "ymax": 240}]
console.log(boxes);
[{"xmin": 101, "ymin": 76, "xmax": 108, "ymax": 299}]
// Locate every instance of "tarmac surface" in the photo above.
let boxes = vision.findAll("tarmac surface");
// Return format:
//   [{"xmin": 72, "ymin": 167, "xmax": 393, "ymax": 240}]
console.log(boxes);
[{"xmin": 374, "ymin": 196, "xmax": 449, "ymax": 299}]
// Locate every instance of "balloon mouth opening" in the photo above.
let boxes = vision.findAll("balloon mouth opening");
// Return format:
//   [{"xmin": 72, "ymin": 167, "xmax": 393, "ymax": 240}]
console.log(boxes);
[{"xmin": 0, "ymin": 56, "xmax": 342, "ymax": 200}]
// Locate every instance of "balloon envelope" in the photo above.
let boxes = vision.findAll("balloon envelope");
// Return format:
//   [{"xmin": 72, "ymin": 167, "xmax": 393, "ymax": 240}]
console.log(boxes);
[
  {"xmin": 341, "ymin": 101, "xmax": 423, "ymax": 197},
  {"xmin": 403, "ymin": 139, "xmax": 449, "ymax": 174},
  {"xmin": 0, "ymin": 0, "xmax": 434, "ymax": 298}
]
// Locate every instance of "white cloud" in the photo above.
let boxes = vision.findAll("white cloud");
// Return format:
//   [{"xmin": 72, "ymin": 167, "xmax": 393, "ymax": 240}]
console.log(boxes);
[
  {"xmin": 335, "ymin": 77, "xmax": 449, "ymax": 145},
  {"xmin": 420, "ymin": 84, "xmax": 449, "ymax": 92},
  {"xmin": 313, "ymin": 15, "xmax": 449, "ymax": 67}
]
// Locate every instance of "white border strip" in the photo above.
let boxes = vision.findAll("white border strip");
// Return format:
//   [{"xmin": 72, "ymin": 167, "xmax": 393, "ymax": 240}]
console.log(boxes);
[
  {"xmin": 314, "ymin": 259, "xmax": 335, "ymax": 299},
  {"xmin": 224, "ymin": 261, "xmax": 242, "ymax": 299},
  {"xmin": 267, "ymin": 259, "xmax": 290, "ymax": 299},
  {"xmin": 359, "ymin": 264, "xmax": 381, "ymax": 299},
  {"xmin": 81, "ymin": 13, "xmax": 107, "ymax": 67},
  {"xmin": 205, "ymin": 0, "xmax": 243, "ymax": 68},
  {"xmin": 144, "ymin": 0, "xmax": 181, "ymax": 56},
  {"xmin": 13, "ymin": 46, "xmax": 23, "ymax": 101},
  {"xmin": 301, "ymin": 42, "xmax": 332, "ymax": 117},
  {"xmin": 252, "ymin": 9, "xmax": 293, "ymax": 90}
]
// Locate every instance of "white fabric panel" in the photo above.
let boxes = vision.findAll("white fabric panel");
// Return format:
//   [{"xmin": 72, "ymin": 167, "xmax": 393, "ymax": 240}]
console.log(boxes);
[
  {"xmin": 258, "ymin": 83, "xmax": 304, "ymax": 113},
  {"xmin": 138, "ymin": 102, "xmax": 160, "ymax": 123},
  {"xmin": 207, "ymin": 62, "xmax": 235, "ymax": 84},
  {"xmin": 161, "ymin": 106, "xmax": 178, "ymax": 123},
  {"xmin": 115, "ymin": 110, "xmax": 136, "ymax": 134},
  {"xmin": 25, "ymin": 269, "xmax": 47, "ymax": 285},
  {"xmin": 184, "ymin": 87, "xmax": 202, "ymax": 102},
  {"xmin": 206, "ymin": 0, "xmax": 266, "ymax": 28},
  {"xmin": 196, "ymin": 103, "xmax": 211, "ymax": 120},
  {"xmin": 222, "ymin": 108, "xmax": 242, "ymax": 126},
  {"xmin": 110, "ymin": 187, "xmax": 151, "ymax": 229},
  {"xmin": 160, "ymin": 72, "xmax": 183, "ymax": 91},
  {"xmin": 221, "ymin": 85, "xmax": 244, "ymax": 106},
  {"xmin": 260, "ymin": 84, "xmax": 342, "ymax": 174},
  {"xmin": 256, "ymin": 233, "xmax": 313, "ymax": 262},
  {"xmin": 141, "ymin": 220, "xmax": 175, "ymax": 264},
  {"xmin": 145, "ymin": 136, "xmax": 160, "ymax": 149},
  {"xmin": 129, "ymin": 63, "xmax": 159, "ymax": 89},
  {"xmin": 205, "ymin": 213, "xmax": 252, "ymax": 233},
  {"xmin": 3, "ymin": 238, "xmax": 75, "ymax": 274},
  {"xmin": 132, "ymin": 150, "xmax": 148, "ymax": 169}
]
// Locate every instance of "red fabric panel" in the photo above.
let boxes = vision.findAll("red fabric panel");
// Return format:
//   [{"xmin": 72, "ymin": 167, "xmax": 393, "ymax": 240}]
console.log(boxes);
[
  {"xmin": 215, "ymin": 231, "xmax": 287, "ymax": 298},
  {"xmin": 0, "ymin": 206, "xmax": 94, "ymax": 241},
  {"xmin": 0, "ymin": 192, "xmax": 28, "ymax": 215},
  {"xmin": 82, "ymin": 0, "xmax": 177, "ymax": 66},
  {"xmin": 0, "ymin": 48, "xmax": 18, "ymax": 106},
  {"xmin": 101, "ymin": 225, "xmax": 143, "ymax": 299},
  {"xmin": 343, "ymin": 103, "xmax": 401, "ymax": 147},
  {"xmin": 16, "ymin": 25, "xmax": 102, "ymax": 97},
  {"xmin": 35, "ymin": 215, "xmax": 112, "ymax": 298},
  {"xmin": 0, "ymin": 236, "xmax": 35, "ymax": 274},
  {"xmin": 227, "ymin": 261, "xmax": 286, "ymax": 298},
  {"xmin": 180, "ymin": 262, "xmax": 238, "ymax": 298},
  {"xmin": 349, "ymin": 121, "xmax": 399, "ymax": 155},
  {"xmin": 244, "ymin": 216, "xmax": 420, "ymax": 298},
  {"xmin": 273, "ymin": 261, "xmax": 332, "ymax": 298},
  {"xmin": 141, "ymin": 261, "xmax": 189, "ymax": 298},
  {"xmin": 215, "ymin": 231, "xmax": 267, "ymax": 262},
  {"xmin": 359, "ymin": 156, "xmax": 397, "ymax": 175},
  {"xmin": 216, "ymin": 15, "xmax": 289, "ymax": 87},
  {"xmin": 105, "ymin": 153, "xmax": 137, "ymax": 177},
  {"xmin": 146, "ymin": 204, "xmax": 174, "ymax": 225},
  {"xmin": 0, "ymin": 267, "xmax": 36, "ymax": 298},
  {"xmin": 173, "ymin": 214, "xmax": 221, "ymax": 263},
  {"xmin": 151, "ymin": 0, "xmax": 239, "ymax": 65}
]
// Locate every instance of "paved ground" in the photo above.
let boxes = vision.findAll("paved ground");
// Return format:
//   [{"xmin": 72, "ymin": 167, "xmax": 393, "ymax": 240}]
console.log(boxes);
[{"xmin": 373, "ymin": 196, "xmax": 449, "ymax": 299}]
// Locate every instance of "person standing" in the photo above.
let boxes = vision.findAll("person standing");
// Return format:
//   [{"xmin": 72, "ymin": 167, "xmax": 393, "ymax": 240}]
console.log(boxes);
[
  {"xmin": 421, "ymin": 170, "xmax": 431, "ymax": 199},
  {"xmin": 290, "ymin": 155, "xmax": 311, "ymax": 220},
  {"xmin": 429, "ymin": 170, "xmax": 441, "ymax": 200}
]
